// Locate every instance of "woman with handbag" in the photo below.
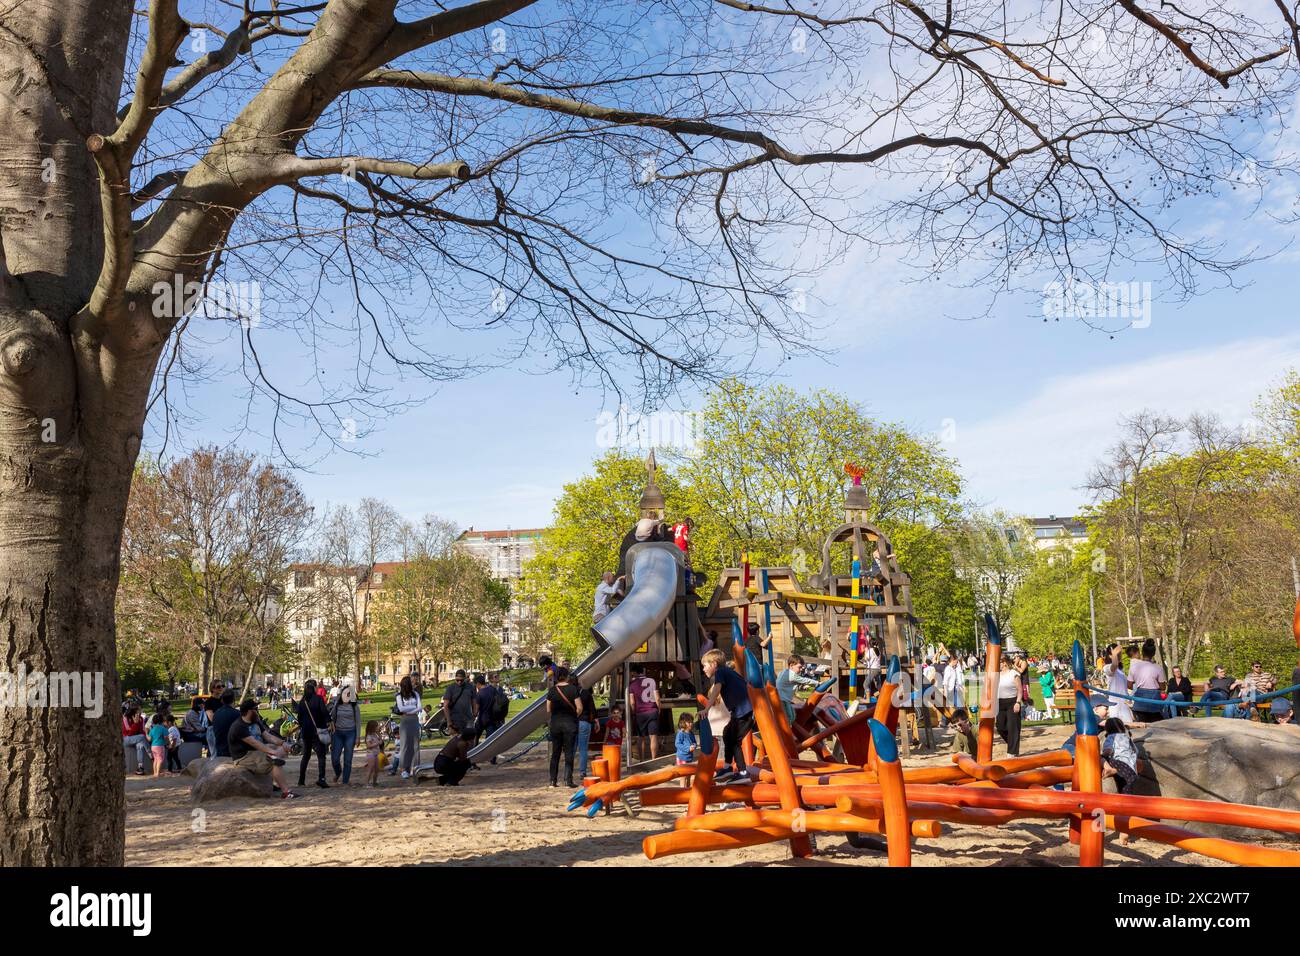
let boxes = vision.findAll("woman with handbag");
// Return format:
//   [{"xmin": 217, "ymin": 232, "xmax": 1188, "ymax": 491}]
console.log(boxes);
[
  {"xmin": 296, "ymin": 678, "xmax": 332, "ymax": 789},
  {"xmin": 545, "ymin": 667, "xmax": 583, "ymax": 788}
]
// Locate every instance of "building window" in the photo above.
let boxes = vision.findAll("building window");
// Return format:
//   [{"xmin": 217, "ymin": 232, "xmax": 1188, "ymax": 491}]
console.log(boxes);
[{"xmin": 294, "ymin": 569, "xmax": 316, "ymax": 588}]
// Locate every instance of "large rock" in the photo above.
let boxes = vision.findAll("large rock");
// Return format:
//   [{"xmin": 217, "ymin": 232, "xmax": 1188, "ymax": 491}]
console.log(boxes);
[
  {"xmin": 190, "ymin": 757, "xmax": 272, "ymax": 803},
  {"xmin": 1130, "ymin": 717, "xmax": 1300, "ymax": 842}
]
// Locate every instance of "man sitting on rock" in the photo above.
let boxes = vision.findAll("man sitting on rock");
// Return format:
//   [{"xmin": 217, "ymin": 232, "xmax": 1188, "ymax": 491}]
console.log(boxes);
[{"xmin": 229, "ymin": 700, "xmax": 296, "ymax": 799}]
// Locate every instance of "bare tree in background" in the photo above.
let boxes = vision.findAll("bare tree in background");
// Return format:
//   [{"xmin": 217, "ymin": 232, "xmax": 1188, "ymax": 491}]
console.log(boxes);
[{"xmin": 1, "ymin": 0, "xmax": 1297, "ymax": 864}]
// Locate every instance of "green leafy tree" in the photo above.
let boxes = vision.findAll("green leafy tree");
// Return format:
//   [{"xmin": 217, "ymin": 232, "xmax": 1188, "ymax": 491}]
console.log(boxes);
[
  {"xmin": 1009, "ymin": 546, "xmax": 1097, "ymax": 660},
  {"xmin": 519, "ymin": 452, "xmax": 684, "ymax": 661}
]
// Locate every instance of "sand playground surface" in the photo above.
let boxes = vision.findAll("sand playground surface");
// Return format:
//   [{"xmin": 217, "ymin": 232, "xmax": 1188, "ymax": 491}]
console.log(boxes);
[{"xmin": 125, "ymin": 723, "xmax": 1278, "ymax": 866}]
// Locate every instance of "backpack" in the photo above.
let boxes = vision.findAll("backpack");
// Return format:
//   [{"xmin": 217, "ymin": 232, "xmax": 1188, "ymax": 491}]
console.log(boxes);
[{"xmin": 492, "ymin": 685, "xmax": 510, "ymax": 721}]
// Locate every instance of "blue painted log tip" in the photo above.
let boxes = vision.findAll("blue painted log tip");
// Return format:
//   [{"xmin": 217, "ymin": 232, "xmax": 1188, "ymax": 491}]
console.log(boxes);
[
  {"xmin": 698, "ymin": 716, "xmax": 714, "ymax": 752},
  {"xmin": 586, "ymin": 798, "xmax": 604, "ymax": 817},
  {"xmin": 868, "ymin": 718, "xmax": 898, "ymax": 763},
  {"xmin": 984, "ymin": 613, "xmax": 1002, "ymax": 646},
  {"xmin": 763, "ymin": 660, "xmax": 778, "ymax": 687},
  {"xmin": 1076, "ymin": 692, "xmax": 1099, "ymax": 736},
  {"xmin": 886, "ymin": 655, "xmax": 901, "ymax": 683},
  {"xmin": 731, "ymin": 618, "xmax": 744, "ymax": 641},
  {"xmin": 815, "ymin": 678, "xmax": 835, "ymax": 693},
  {"xmin": 745, "ymin": 649, "xmax": 765, "ymax": 688},
  {"xmin": 1071, "ymin": 640, "xmax": 1086, "ymax": 680}
]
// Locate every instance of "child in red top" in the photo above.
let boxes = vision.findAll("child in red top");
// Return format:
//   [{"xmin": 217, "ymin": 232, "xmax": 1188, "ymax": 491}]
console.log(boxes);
[{"xmin": 602, "ymin": 704, "xmax": 625, "ymax": 748}]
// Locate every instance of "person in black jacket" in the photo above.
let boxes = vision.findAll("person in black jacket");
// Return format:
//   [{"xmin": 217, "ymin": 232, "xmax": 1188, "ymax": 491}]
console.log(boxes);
[
  {"xmin": 1165, "ymin": 666, "xmax": 1194, "ymax": 719},
  {"xmin": 296, "ymin": 679, "xmax": 331, "ymax": 788},
  {"xmin": 545, "ymin": 667, "xmax": 583, "ymax": 788}
]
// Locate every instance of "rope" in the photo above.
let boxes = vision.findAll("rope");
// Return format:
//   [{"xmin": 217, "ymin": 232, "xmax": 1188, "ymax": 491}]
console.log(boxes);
[
  {"xmin": 492, "ymin": 733, "xmax": 549, "ymax": 765},
  {"xmin": 1081, "ymin": 681, "xmax": 1300, "ymax": 709}
]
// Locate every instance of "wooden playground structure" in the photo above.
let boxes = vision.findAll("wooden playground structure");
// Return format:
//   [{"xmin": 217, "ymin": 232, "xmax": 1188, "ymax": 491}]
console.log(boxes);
[{"xmin": 567, "ymin": 468, "xmax": 1300, "ymax": 866}]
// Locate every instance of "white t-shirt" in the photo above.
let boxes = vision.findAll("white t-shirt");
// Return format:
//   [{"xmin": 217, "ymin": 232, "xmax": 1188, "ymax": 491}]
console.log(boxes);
[
  {"xmin": 997, "ymin": 670, "xmax": 1020, "ymax": 699},
  {"xmin": 865, "ymin": 647, "xmax": 881, "ymax": 669},
  {"xmin": 593, "ymin": 579, "xmax": 621, "ymax": 617},
  {"xmin": 1129, "ymin": 658, "xmax": 1164, "ymax": 690}
]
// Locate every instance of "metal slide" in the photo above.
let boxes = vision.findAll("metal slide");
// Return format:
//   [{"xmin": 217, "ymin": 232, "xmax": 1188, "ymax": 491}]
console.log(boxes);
[{"xmin": 463, "ymin": 542, "xmax": 683, "ymax": 765}]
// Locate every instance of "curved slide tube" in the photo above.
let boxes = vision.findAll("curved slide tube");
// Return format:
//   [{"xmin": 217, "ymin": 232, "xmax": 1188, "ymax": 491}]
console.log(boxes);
[{"xmin": 464, "ymin": 542, "xmax": 683, "ymax": 765}]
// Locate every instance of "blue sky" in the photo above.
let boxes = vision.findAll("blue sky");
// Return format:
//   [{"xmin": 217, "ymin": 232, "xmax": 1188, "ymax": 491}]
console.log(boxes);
[
  {"xmin": 162, "ymin": 245, "xmax": 1300, "ymax": 533},
  {"xmin": 141, "ymin": 7, "xmax": 1300, "ymax": 534}
]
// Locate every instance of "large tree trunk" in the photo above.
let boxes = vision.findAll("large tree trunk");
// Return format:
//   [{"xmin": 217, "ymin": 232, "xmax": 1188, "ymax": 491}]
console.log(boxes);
[{"xmin": 0, "ymin": 0, "xmax": 137, "ymax": 865}]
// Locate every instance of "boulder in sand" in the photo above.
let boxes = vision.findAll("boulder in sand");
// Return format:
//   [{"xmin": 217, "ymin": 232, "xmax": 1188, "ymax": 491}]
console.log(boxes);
[
  {"xmin": 190, "ymin": 757, "xmax": 272, "ymax": 803},
  {"xmin": 1130, "ymin": 717, "xmax": 1300, "ymax": 842}
]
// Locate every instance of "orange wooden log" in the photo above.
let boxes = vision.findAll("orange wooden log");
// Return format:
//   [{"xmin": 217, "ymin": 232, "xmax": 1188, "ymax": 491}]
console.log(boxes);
[
  {"xmin": 644, "ymin": 825, "xmax": 791, "ymax": 860},
  {"xmin": 582, "ymin": 762, "xmax": 697, "ymax": 803},
  {"xmin": 602, "ymin": 742, "xmax": 622, "ymax": 809},
  {"xmin": 986, "ymin": 750, "xmax": 1074, "ymax": 773},
  {"xmin": 1292, "ymin": 591, "xmax": 1300, "ymax": 646},
  {"xmin": 764, "ymin": 686, "xmax": 795, "ymax": 759},
  {"xmin": 746, "ymin": 664, "xmax": 813, "ymax": 858},
  {"xmin": 869, "ymin": 718, "xmax": 911, "ymax": 867},
  {"xmin": 866, "ymin": 681, "xmax": 898, "ymax": 769},
  {"xmin": 974, "ymin": 765, "xmax": 1074, "ymax": 789},
  {"xmin": 978, "ymin": 640, "xmax": 1002, "ymax": 763},
  {"xmin": 836, "ymin": 795, "xmax": 1027, "ymax": 827},
  {"xmin": 954, "ymin": 753, "xmax": 1007, "ymax": 781},
  {"xmin": 590, "ymin": 757, "xmax": 608, "ymax": 782},
  {"xmin": 770, "ymin": 782, "xmax": 1300, "ymax": 835},
  {"xmin": 1076, "ymin": 734, "xmax": 1104, "ymax": 867},
  {"xmin": 1107, "ymin": 814, "xmax": 1300, "ymax": 867},
  {"xmin": 687, "ymin": 739, "xmax": 720, "ymax": 816},
  {"xmin": 641, "ymin": 784, "xmax": 758, "ymax": 807}
]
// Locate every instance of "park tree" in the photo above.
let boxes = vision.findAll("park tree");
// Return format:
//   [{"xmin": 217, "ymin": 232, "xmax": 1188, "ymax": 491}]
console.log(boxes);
[
  {"xmin": 1085, "ymin": 412, "xmax": 1277, "ymax": 672},
  {"xmin": 315, "ymin": 498, "xmax": 401, "ymax": 682},
  {"xmin": 949, "ymin": 511, "xmax": 1037, "ymax": 644},
  {"xmin": 1008, "ymin": 545, "xmax": 1098, "ymax": 660},
  {"xmin": 3, "ymin": 0, "xmax": 1298, "ymax": 866},
  {"xmin": 118, "ymin": 447, "xmax": 312, "ymax": 693},
  {"xmin": 370, "ymin": 538, "xmax": 511, "ymax": 680}
]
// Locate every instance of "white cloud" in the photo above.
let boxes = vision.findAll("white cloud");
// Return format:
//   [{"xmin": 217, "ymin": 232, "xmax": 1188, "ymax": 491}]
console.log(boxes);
[{"xmin": 952, "ymin": 335, "xmax": 1300, "ymax": 517}]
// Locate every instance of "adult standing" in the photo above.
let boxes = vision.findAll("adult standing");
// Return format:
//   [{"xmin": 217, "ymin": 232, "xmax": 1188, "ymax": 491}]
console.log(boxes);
[
  {"xmin": 393, "ymin": 675, "xmax": 422, "ymax": 779},
  {"xmin": 473, "ymin": 674, "xmax": 499, "ymax": 743},
  {"xmin": 994, "ymin": 656, "xmax": 1022, "ymax": 757},
  {"xmin": 1129, "ymin": 639, "xmax": 1166, "ymax": 722},
  {"xmin": 545, "ymin": 666, "xmax": 582, "ymax": 787},
  {"xmin": 442, "ymin": 669, "xmax": 477, "ymax": 737},
  {"xmin": 942, "ymin": 654, "xmax": 966, "ymax": 712},
  {"xmin": 296, "ymin": 678, "xmax": 332, "ymax": 789},
  {"xmin": 627, "ymin": 663, "xmax": 661, "ymax": 762},
  {"xmin": 1104, "ymin": 644, "xmax": 1135, "ymax": 723},
  {"xmin": 329, "ymin": 680, "xmax": 361, "ymax": 784},
  {"xmin": 1165, "ymin": 666, "xmax": 1193, "ymax": 719}
]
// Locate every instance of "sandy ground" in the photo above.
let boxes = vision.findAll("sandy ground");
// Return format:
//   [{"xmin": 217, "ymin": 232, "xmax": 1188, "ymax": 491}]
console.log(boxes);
[{"xmin": 125, "ymin": 723, "xmax": 1258, "ymax": 866}]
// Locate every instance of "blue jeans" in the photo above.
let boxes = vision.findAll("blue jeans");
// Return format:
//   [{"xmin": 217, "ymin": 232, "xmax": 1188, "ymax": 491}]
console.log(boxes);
[
  {"xmin": 576, "ymin": 720, "xmax": 593, "ymax": 777},
  {"xmin": 1199, "ymin": 690, "xmax": 1234, "ymax": 716},
  {"xmin": 1132, "ymin": 686, "xmax": 1164, "ymax": 721},
  {"xmin": 1163, "ymin": 692, "xmax": 1186, "ymax": 719},
  {"xmin": 331, "ymin": 727, "xmax": 358, "ymax": 783},
  {"xmin": 205, "ymin": 727, "xmax": 216, "ymax": 757}
]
